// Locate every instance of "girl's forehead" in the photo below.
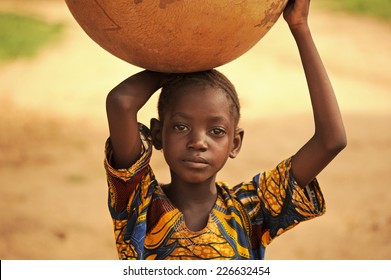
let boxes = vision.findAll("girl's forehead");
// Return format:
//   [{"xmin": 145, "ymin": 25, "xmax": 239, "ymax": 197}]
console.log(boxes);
[
  {"xmin": 171, "ymin": 83, "xmax": 228, "ymax": 102},
  {"xmin": 169, "ymin": 86, "xmax": 230, "ymax": 110},
  {"xmin": 161, "ymin": 82, "xmax": 240, "ymax": 126},
  {"xmin": 166, "ymin": 91, "xmax": 235, "ymax": 127}
]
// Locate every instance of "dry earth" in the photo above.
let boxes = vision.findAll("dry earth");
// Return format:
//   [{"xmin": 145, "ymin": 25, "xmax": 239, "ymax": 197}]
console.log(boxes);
[{"xmin": 0, "ymin": 0, "xmax": 391, "ymax": 259}]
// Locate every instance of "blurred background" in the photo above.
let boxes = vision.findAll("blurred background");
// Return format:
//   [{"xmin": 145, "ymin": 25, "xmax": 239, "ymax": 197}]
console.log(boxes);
[{"xmin": 0, "ymin": 0, "xmax": 390, "ymax": 259}]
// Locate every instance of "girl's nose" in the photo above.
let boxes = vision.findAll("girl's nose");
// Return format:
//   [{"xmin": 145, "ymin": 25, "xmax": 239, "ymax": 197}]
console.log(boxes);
[{"xmin": 187, "ymin": 131, "xmax": 207, "ymax": 151}]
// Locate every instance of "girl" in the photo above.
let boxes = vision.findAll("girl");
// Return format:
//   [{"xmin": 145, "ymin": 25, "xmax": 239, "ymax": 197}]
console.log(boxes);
[{"xmin": 104, "ymin": 0, "xmax": 346, "ymax": 260}]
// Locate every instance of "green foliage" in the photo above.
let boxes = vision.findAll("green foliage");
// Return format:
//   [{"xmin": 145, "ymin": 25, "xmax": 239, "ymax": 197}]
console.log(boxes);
[
  {"xmin": 318, "ymin": 0, "xmax": 391, "ymax": 21},
  {"xmin": 0, "ymin": 11, "xmax": 64, "ymax": 62}
]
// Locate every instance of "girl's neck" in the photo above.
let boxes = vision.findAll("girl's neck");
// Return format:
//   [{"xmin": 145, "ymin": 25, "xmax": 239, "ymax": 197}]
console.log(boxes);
[
  {"xmin": 162, "ymin": 179, "xmax": 218, "ymax": 231},
  {"xmin": 162, "ymin": 178, "xmax": 218, "ymax": 212}
]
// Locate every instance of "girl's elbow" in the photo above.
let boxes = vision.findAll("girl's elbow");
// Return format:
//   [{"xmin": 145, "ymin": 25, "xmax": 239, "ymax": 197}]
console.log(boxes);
[
  {"xmin": 106, "ymin": 89, "xmax": 133, "ymax": 112},
  {"xmin": 106, "ymin": 88, "xmax": 122, "ymax": 106},
  {"xmin": 336, "ymin": 128, "xmax": 347, "ymax": 150},
  {"xmin": 333, "ymin": 138, "xmax": 347, "ymax": 154},
  {"xmin": 326, "ymin": 133, "xmax": 347, "ymax": 155}
]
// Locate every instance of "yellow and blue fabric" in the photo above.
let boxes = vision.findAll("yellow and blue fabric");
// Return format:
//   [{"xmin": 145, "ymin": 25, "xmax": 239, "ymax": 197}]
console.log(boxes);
[{"xmin": 104, "ymin": 124, "xmax": 325, "ymax": 260}]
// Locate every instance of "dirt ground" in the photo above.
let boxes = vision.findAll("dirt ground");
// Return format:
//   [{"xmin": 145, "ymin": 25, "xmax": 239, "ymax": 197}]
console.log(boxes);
[{"xmin": 1, "ymin": 1, "xmax": 391, "ymax": 260}]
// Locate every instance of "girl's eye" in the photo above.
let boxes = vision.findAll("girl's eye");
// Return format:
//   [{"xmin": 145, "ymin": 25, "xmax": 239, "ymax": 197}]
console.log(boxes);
[
  {"xmin": 210, "ymin": 128, "xmax": 226, "ymax": 136},
  {"xmin": 173, "ymin": 124, "xmax": 188, "ymax": 132}
]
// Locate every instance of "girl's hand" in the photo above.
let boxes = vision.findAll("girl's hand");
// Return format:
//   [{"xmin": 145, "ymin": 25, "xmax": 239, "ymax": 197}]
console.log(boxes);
[{"xmin": 283, "ymin": 0, "xmax": 310, "ymax": 30}]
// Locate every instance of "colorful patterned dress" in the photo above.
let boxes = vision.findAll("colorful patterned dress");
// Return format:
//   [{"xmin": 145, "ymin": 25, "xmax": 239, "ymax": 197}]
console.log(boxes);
[{"xmin": 104, "ymin": 124, "xmax": 325, "ymax": 260}]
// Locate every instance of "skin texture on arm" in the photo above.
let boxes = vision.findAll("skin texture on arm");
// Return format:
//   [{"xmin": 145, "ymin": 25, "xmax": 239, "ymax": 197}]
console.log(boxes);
[
  {"xmin": 106, "ymin": 70, "xmax": 168, "ymax": 169},
  {"xmin": 284, "ymin": 0, "xmax": 347, "ymax": 187}
]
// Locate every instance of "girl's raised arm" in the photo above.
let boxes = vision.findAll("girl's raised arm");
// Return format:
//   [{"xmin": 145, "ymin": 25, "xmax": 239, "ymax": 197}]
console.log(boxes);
[
  {"xmin": 284, "ymin": 0, "xmax": 347, "ymax": 186},
  {"xmin": 106, "ymin": 70, "xmax": 167, "ymax": 169}
]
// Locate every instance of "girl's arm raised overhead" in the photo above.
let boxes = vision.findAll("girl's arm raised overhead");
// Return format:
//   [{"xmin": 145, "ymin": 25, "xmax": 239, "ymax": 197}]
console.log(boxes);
[
  {"xmin": 106, "ymin": 70, "xmax": 167, "ymax": 169},
  {"xmin": 284, "ymin": 0, "xmax": 347, "ymax": 187}
]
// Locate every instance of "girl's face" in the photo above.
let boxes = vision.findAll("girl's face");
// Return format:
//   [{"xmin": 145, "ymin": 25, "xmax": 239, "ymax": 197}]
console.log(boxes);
[{"xmin": 153, "ymin": 84, "xmax": 243, "ymax": 185}]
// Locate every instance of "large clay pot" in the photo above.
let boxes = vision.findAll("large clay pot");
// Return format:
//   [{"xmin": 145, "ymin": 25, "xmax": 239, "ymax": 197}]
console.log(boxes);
[{"xmin": 65, "ymin": 0, "xmax": 288, "ymax": 72}]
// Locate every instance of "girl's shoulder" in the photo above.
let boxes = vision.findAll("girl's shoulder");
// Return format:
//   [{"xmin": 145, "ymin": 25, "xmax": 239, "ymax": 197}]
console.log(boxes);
[{"xmin": 216, "ymin": 181, "xmax": 260, "ymax": 215}]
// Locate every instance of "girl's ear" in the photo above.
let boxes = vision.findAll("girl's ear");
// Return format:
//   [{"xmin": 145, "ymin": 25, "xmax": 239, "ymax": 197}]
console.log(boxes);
[
  {"xmin": 150, "ymin": 118, "xmax": 163, "ymax": 150},
  {"xmin": 229, "ymin": 128, "xmax": 244, "ymax": 159}
]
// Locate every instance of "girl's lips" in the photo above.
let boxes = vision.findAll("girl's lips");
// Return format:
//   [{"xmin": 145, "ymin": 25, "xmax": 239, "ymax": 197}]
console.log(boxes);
[
  {"xmin": 183, "ymin": 156, "xmax": 208, "ymax": 163},
  {"xmin": 182, "ymin": 157, "xmax": 208, "ymax": 168}
]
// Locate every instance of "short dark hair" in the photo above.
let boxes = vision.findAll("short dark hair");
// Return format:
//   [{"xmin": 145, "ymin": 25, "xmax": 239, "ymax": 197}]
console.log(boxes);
[{"xmin": 158, "ymin": 69, "xmax": 241, "ymax": 125}]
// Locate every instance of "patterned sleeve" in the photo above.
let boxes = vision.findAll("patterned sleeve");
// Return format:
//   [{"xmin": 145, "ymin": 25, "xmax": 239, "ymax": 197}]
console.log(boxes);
[
  {"xmin": 104, "ymin": 123, "xmax": 153, "ymax": 220},
  {"xmin": 255, "ymin": 158, "xmax": 325, "ymax": 246},
  {"xmin": 235, "ymin": 158, "xmax": 326, "ymax": 248}
]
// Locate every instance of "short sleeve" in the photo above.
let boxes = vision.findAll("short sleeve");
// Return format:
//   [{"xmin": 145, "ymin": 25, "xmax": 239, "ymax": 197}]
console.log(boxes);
[
  {"xmin": 253, "ymin": 158, "xmax": 325, "ymax": 246},
  {"xmin": 104, "ymin": 123, "xmax": 153, "ymax": 218}
]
